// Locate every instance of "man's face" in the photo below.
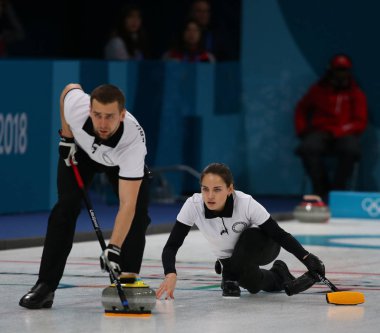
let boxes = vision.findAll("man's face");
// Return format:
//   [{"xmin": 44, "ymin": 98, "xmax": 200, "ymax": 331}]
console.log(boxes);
[
  {"xmin": 125, "ymin": 10, "xmax": 142, "ymax": 33},
  {"xmin": 90, "ymin": 100, "xmax": 125, "ymax": 140},
  {"xmin": 192, "ymin": 1, "xmax": 210, "ymax": 28}
]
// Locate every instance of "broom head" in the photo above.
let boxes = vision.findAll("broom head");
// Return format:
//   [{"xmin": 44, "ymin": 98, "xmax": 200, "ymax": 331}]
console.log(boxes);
[{"xmin": 326, "ymin": 291, "xmax": 365, "ymax": 305}]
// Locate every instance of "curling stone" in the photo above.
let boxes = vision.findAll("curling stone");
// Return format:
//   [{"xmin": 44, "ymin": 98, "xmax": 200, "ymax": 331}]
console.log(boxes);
[
  {"xmin": 293, "ymin": 194, "xmax": 330, "ymax": 223},
  {"xmin": 101, "ymin": 279, "xmax": 156, "ymax": 315}
]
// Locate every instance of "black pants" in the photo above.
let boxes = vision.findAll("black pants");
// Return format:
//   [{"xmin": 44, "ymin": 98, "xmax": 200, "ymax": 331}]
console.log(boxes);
[
  {"xmin": 296, "ymin": 131, "xmax": 360, "ymax": 198},
  {"xmin": 37, "ymin": 149, "xmax": 151, "ymax": 291},
  {"xmin": 221, "ymin": 228, "xmax": 281, "ymax": 294}
]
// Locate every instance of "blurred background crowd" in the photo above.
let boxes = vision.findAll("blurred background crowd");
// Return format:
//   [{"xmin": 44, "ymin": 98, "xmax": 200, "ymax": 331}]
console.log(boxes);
[
  {"xmin": 1, "ymin": 0, "xmax": 241, "ymax": 61},
  {"xmin": 1, "ymin": 0, "xmax": 379, "ymax": 216}
]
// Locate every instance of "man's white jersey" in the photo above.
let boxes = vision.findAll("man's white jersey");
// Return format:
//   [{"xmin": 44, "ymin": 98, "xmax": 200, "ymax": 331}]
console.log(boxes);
[
  {"xmin": 63, "ymin": 88, "xmax": 146, "ymax": 179},
  {"xmin": 177, "ymin": 191, "xmax": 270, "ymax": 259}
]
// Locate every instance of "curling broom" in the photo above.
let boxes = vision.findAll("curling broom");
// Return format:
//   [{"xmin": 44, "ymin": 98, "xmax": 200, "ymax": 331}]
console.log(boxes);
[
  {"xmin": 70, "ymin": 160, "xmax": 130, "ymax": 313},
  {"xmin": 300, "ymin": 195, "xmax": 365, "ymax": 305}
]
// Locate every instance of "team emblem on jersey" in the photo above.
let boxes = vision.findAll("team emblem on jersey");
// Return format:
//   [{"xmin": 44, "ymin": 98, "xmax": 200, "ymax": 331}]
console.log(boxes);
[{"xmin": 232, "ymin": 222, "xmax": 248, "ymax": 233}]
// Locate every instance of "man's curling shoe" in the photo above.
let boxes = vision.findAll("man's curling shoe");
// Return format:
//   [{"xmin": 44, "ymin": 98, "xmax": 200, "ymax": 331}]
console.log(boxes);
[
  {"xmin": 270, "ymin": 260, "xmax": 296, "ymax": 291},
  {"xmin": 221, "ymin": 280, "xmax": 241, "ymax": 298},
  {"xmin": 19, "ymin": 282, "xmax": 55, "ymax": 309}
]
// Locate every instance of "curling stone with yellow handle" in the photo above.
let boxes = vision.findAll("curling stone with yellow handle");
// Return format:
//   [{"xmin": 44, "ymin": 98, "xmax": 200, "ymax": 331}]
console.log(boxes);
[{"xmin": 102, "ymin": 278, "xmax": 156, "ymax": 315}]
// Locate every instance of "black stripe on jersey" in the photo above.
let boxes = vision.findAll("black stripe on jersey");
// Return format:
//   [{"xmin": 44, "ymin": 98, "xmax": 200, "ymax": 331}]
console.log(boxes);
[{"xmin": 119, "ymin": 176, "xmax": 144, "ymax": 181}]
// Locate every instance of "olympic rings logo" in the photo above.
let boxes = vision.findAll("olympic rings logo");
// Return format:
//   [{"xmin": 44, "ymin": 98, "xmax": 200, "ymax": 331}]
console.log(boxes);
[{"xmin": 361, "ymin": 198, "xmax": 380, "ymax": 217}]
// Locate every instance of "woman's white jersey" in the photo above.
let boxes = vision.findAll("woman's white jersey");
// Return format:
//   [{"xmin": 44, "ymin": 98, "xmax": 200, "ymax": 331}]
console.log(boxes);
[{"xmin": 177, "ymin": 191, "xmax": 270, "ymax": 259}]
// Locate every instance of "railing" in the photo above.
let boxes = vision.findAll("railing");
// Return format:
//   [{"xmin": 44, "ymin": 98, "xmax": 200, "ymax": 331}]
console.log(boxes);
[{"xmin": 150, "ymin": 165, "xmax": 201, "ymax": 203}]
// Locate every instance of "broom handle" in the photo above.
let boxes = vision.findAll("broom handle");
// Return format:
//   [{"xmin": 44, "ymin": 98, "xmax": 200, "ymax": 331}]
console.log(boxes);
[
  {"xmin": 316, "ymin": 272, "xmax": 339, "ymax": 292},
  {"xmin": 70, "ymin": 160, "xmax": 129, "ymax": 308},
  {"xmin": 70, "ymin": 160, "xmax": 107, "ymax": 250}
]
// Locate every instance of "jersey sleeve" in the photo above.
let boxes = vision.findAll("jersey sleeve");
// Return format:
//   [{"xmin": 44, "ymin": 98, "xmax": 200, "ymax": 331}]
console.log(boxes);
[
  {"xmin": 117, "ymin": 114, "xmax": 147, "ymax": 179},
  {"xmin": 176, "ymin": 198, "xmax": 198, "ymax": 227},
  {"xmin": 63, "ymin": 89, "xmax": 90, "ymax": 128},
  {"xmin": 118, "ymin": 143, "xmax": 146, "ymax": 179}
]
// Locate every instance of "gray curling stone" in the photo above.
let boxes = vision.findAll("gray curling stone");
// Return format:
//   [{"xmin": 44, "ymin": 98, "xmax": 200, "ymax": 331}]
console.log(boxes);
[{"xmin": 102, "ymin": 281, "xmax": 156, "ymax": 313}]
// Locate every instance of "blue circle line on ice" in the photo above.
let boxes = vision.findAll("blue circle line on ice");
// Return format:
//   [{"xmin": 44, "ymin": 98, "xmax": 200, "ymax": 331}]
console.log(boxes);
[{"xmin": 295, "ymin": 234, "xmax": 380, "ymax": 249}]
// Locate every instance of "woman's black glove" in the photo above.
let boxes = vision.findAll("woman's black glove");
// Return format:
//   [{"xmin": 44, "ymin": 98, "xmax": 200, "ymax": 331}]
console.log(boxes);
[{"xmin": 302, "ymin": 253, "xmax": 325, "ymax": 280}]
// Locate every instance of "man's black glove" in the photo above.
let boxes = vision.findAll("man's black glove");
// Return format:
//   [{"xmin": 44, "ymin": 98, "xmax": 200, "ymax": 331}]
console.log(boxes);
[
  {"xmin": 100, "ymin": 244, "xmax": 122, "ymax": 278},
  {"xmin": 302, "ymin": 253, "xmax": 325, "ymax": 280},
  {"xmin": 58, "ymin": 130, "xmax": 77, "ymax": 166}
]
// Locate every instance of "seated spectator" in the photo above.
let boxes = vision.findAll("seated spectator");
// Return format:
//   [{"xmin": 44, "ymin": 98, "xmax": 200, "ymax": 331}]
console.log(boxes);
[
  {"xmin": 187, "ymin": 0, "xmax": 239, "ymax": 61},
  {"xmin": 295, "ymin": 54, "xmax": 368, "ymax": 199},
  {"xmin": 104, "ymin": 4, "xmax": 150, "ymax": 60},
  {"xmin": 188, "ymin": 0, "xmax": 213, "ymax": 53},
  {"xmin": 0, "ymin": 0, "xmax": 24, "ymax": 57},
  {"xmin": 162, "ymin": 19, "xmax": 215, "ymax": 63}
]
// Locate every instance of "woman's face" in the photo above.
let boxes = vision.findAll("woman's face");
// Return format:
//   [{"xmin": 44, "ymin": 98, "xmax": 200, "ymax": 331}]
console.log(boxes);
[
  {"xmin": 201, "ymin": 173, "xmax": 233, "ymax": 212},
  {"xmin": 183, "ymin": 22, "xmax": 201, "ymax": 47},
  {"xmin": 124, "ymin": 10, "xmax": 142, "ymax": 33}
]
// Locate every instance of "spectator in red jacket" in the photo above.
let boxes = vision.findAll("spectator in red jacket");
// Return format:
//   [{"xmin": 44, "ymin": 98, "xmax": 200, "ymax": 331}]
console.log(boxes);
[
  {"xmin": 295, "ymin": 54, "xmax": 368, "ymax": 199},
  {"xmin": 162, "ymin": 19, "xmax": 215, "ymax": 63}
]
